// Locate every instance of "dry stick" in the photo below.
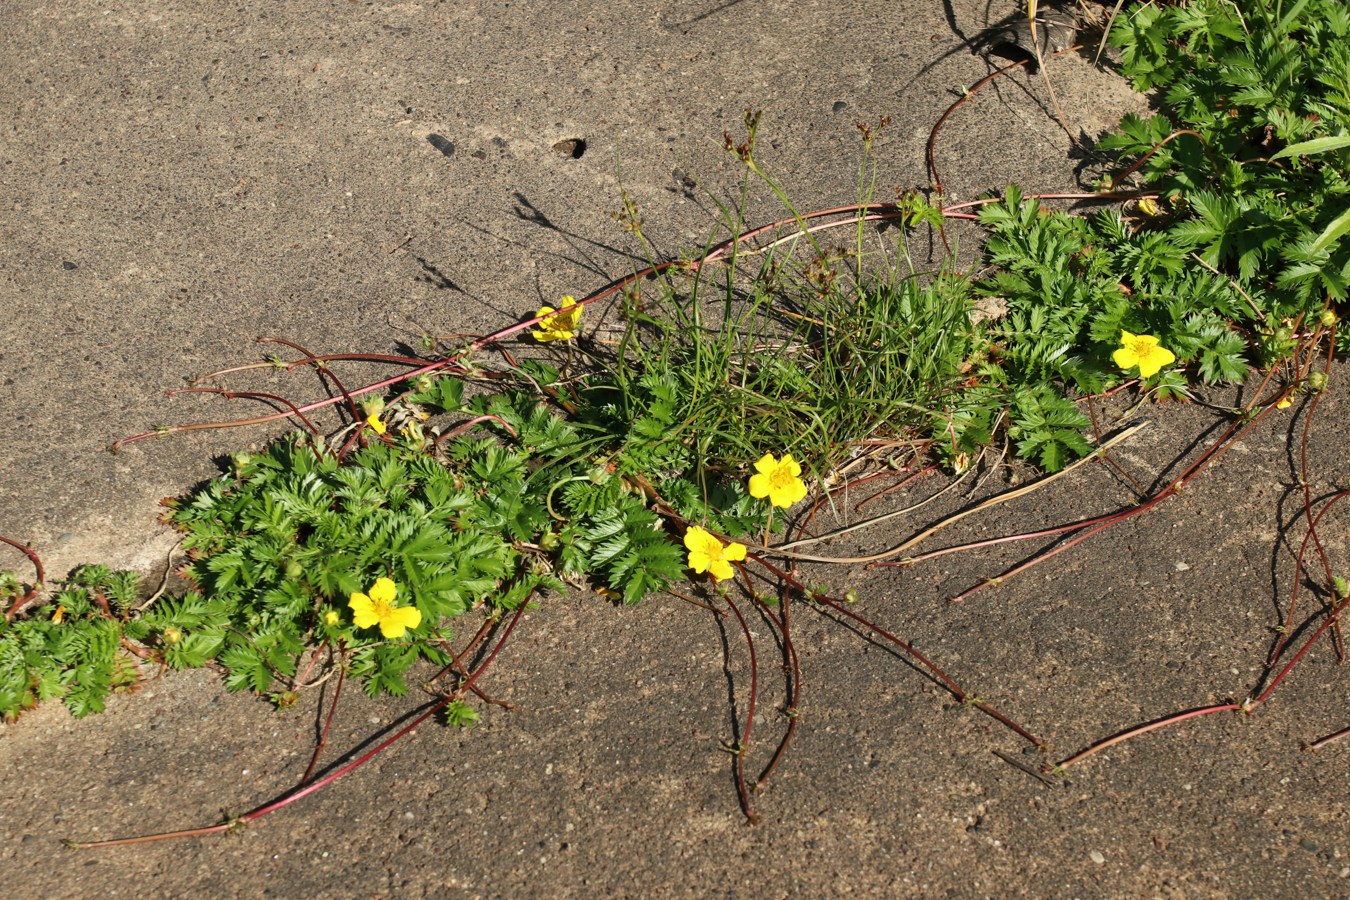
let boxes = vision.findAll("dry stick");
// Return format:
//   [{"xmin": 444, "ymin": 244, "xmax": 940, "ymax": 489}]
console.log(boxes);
[
  {"xmin": 1309, "ymin": 725, "xmax": 1350, "ymax": 751},
  {"xmin": 770, "ymin": 465, "xmax": 975, "ymax": 556},
  {"xmin": 872, "ymin": 507, "xmax": 1139, "ymax": 571},
  {"xmin": 428, "ymin": 616, "xmax": 517, "ymax": 710},
  {"xmin": 70, "ymin": 596, "xmax": 535, "ymax": 849},
  {"xmin": 166, "ymin": 388, "xmax": 325, "ymax": 438},
  {"xmin": 1106, "ymin": 129, "xmax": 1209, "ymax": 191},
  {"xmin": 1270, "ymin": 488, "xmax": 1350, "ymax": 668},
  {"xmin": 1026, "ymin": 2, "xmax": 1076, "ymax": 145},
  {"xmin": 928, "ymin": 59, "xmax": 1029, "ymax": 199},
  {"xmin": 1053, "ymin": 353, "xmax": 1336, "ymax": 772},
  {"xmin": 428, "ymin": 616, "xmax": 497, "ymax": 686},
  {"xmin": 746, "ymin": 552, "xmax": 1040, "ymax": 747},
  {"xmin": 1060, "ymin": 586, "xmax": 1350, "ymax": 772},
  {"xmin": 763, "ymin": 418, "xmax": 1151, "ymax": 565},
  {"xmin": 433, "ymin": 414, "xmax": 518, "ymax": 447},
  {"xmin": 1251, "ymin": 568, "xmax": 1350, "ymax": 709},
  {"xmin": 280, "ymin": 351, "xmax": 438, "ymax": 371},
  {"xmin": 1084, "ymin": 397, "xmax": 1148, "ymax": 498},
  {"xmin": 300, "ymin": 660, "xmax": 346, "ymax": 785},
  {"xmin": 785, "ymin": 462, "xmax": 918, "ymax": 551},
  {"xmin": 939, "ymin": 191, "xmax": 1152, "ymax": 215},
  {"xmin": 189, "ymin": 360, "xmax": 279, "ymax": 386},
  {"xmin": 719, "ymin": 588, "xmax": 761, "ymax": 824},
  {"xmin": 752, "ymin": 588, "xmax": 801, "ymax": 794},
  {"xmin": 1055, "ymin": 703, "xmax": 1243, "ymax": 772},
  {"xmin": 662, "ymin": 585, "xmax": 723, "ymax": 615},
  {"xmin": 954, "ymin": 355, "xmax": 1304, "ymax": 605},
  {"xmin": 815, "ymin": 592, "xmax": 1041, "ymax": 747},
  {"xmin": 258, "ymin": 336, "xmax": 363, "ymax": 425},
  {"xmin": 0, "ymin": 535, "xmax": 45, "ymax": 621},
  {"xmin": 853, "ymin": 463, "xmax": 938, "ymax": 513},
  {"xmin": 1277, "ymin": 327, "xmax": 1342, "ymax": 662}
]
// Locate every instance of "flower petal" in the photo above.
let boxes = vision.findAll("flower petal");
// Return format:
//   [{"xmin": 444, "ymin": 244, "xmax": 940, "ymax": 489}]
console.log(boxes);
[
  {"xmin": 378, "ymin": 605, "xmax": 422, "ymax": 639},
  {"xmin": 775, "ymin": 478, "xmax": 809, "ymax": 508},
  {"xmin": 348, "ymin": 593, "xmax": 379, "ymax": 629},
  {"xmin": 1112, "ymin": 346, "xmax": 1138, "ymax": 370},
  {"xmin": 1136, "ymin": 345, "xmax": 1176, "ymax": 378},
  {"xmin": 684, "ymin": 526, "xmax": 714, "ymax": 573},
  {"xmin": 369, "ymin": 577, "xmax": 398, "ymax": 604}
]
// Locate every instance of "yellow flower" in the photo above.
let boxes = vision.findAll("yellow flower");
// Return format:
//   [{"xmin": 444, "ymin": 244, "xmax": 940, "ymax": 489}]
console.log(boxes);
[
  {"xmin": 1276, "ymin": 396, "xmax": 1293, "ymax": 410},
  {"xmin": 532, "ymin": 295, "xmax": 582, "ymax": 342},
  {"xmin": 748, "ymin": 452, "xmax": 808, "ymax": 509},
  {"xmin": 348, "ymin": 577, "xmax": 422, "ymax": 639},
  {"xmin": 365, "ymin": 412, "xmax": 387, "ymax": 435},
  {"xmin": 51, "ymin": 605, "xmax": 65, "ymax": 624},
  {"xmin": 1112, "ymin": 330, "xmax": 1176, "ymax": 379},
  {"xmin": 684, "ymin": 526, "xmax": 747, "ymax": 582},
  {"xmin": 324, "ymin": 609, "xmax": 341, "ymax": 626}
]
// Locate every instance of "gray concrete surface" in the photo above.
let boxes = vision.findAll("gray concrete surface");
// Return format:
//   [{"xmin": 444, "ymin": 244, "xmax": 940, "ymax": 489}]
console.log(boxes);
[{"xmin": 1, "ymin": 1, "xmax": 1346, "ymax": 897}]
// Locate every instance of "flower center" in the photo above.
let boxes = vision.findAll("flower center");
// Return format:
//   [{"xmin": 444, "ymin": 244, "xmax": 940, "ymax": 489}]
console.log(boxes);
[
  {"xmin": 1127, "ymin": 337, "xmax": 1153, "ymax": 355},
  {"xmin": 371, "ymin": 597, "xmax": 396, "ymax": 618}
]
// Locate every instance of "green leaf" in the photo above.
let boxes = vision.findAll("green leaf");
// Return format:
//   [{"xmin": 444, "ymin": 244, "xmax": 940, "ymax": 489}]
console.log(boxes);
[
  {"xmin": 1270, "ymin": 134, "xmax": 1350, "ymax": 161},
  {"xmin": 1310, "ymin": 206, "xmax": 1350, "ymax": 256}
]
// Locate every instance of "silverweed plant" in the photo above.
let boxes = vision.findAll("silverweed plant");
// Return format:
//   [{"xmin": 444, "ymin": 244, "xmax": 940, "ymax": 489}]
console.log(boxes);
[{"xmin": 2, "ymin": 0, "xmax": 1348, "ymax": 837}]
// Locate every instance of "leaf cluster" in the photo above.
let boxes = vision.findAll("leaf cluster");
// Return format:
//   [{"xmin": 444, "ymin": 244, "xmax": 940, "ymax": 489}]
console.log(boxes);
[{"xmin": 1104, "ymin": 0, "xmax": 1350, "ymax": 320}]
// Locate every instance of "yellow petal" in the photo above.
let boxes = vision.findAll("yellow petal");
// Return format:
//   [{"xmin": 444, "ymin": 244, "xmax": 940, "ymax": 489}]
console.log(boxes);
[
  {"xmin": 708, "ymin": 558, "xmax": 736, "ymax": 582},
  {"xmin": 368, "ymin": 577, "xmax": 398, "ymax": 604},
  {"xmin": 348, "ymin": 593, "xmax": 379, "ymax": 629},
  {"xmin": 683, "ymin": 525, "xmax": 709, "ymax": 551},
  {"xmin": 1135, "ymin": 345, "xmax": 1176, "ymax": 378},
  {"xmin": 378, "ymin": 605, "xmax": 422, "ymax": 639}
]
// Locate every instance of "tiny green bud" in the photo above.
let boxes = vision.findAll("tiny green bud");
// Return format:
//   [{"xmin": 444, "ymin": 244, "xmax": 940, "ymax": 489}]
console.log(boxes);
[
  {"xmin": 1308, "ymin": 371, "xmax": 1328, "ymax": 393},
  {"xmin": 163, "ymin": 627, "xmax": 182, "ymax": 645},
  {"xmin": 360, "ymin": 396, "xmax": 386, "ymax": 417},
  {"xmin": 539, "ymin": 531, "xmax": 561, "ymax": 552},
  {"xmin": 1320, "ymin": 309, "xmax": 1339, "ymax": 328},
  {"xmin": 284, "ymin": 559, "xmax": 304, "ymax": 580}
]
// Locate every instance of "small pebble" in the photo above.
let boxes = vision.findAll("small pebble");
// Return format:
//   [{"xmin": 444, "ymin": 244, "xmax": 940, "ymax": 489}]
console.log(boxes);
[{"xmin": 1089, "ymin": 850, "xmax": 1106, "ymax": 865}]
